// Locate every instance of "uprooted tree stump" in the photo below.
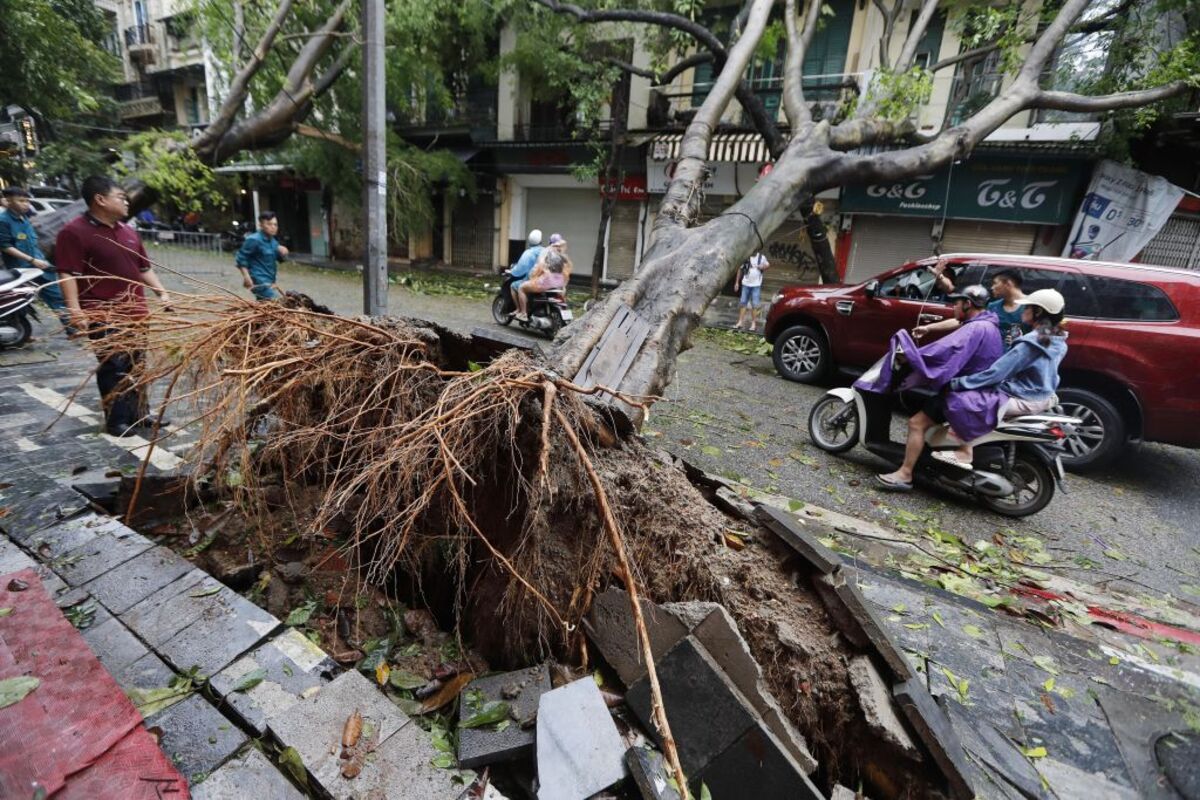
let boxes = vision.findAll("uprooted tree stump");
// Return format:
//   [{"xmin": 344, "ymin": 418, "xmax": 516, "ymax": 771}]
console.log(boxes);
[{"xmin": 80, "ymin": 292, "xmax": 952, "ymax": 797}]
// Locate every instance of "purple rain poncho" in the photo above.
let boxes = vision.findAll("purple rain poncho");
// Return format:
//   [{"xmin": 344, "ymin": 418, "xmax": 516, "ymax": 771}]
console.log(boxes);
[{"xmin": 853, "ymin": 311, "xmax": 1003, "ymax": 398}]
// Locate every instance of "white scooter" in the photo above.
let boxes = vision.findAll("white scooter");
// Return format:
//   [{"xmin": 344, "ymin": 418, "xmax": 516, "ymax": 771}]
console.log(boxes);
[
  {"xmin": 0, "ymin": 267, "xmax": 43, "ymax": 349},
  {"xmin": 807, "ymin": 358, "xmax": 1080, "ymax": 517}
]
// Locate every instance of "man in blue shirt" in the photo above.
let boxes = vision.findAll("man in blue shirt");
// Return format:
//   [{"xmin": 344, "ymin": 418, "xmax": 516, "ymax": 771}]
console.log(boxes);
[
  {"xmin": 508, "ymin": 228, "xmax": 544, "ymax": 307},
  {"xmin": 913, "ymin": 269, "xmax": 1029, "ymax": 351},
  {"xmin": 236, "ymin": 211, "xmax": 289, "ymax": 300},
  {"xmin": 0, "ymin": 187, "xmax": 66, "ymax": 311}
]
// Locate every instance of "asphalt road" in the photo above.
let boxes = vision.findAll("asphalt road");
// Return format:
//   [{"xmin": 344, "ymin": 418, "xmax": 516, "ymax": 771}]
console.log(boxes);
[{"xmin": 156, "ymin": 249, "xmax": 1200, "ymax": 602}]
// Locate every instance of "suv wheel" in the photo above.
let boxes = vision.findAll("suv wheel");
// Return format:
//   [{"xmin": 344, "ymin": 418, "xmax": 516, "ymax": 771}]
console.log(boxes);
[
  {"xmin": 772, "ymin": 325, "xmax": 831, "ymax": 383},
  {"xmin": 1055, "ymin": 388, "xmax": 1126, "ymax": 472}
]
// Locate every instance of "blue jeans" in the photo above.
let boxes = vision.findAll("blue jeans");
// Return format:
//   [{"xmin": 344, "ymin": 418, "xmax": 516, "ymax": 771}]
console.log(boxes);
[
  {"xmin": 249, "ymin": 271, "xmax": 280, "ymax": 301},
  {"xmin": 34, "ymin": 268, "xmax": 66, "ymax": 311},
  {"xmin": 739, "ymin": 284, "xmax": 762, "ymax": 307}
]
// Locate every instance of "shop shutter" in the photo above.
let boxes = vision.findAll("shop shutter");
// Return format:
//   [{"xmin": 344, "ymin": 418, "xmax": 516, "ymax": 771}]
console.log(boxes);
[
  {"xmin": 606, "ymin": 201, "xmax": 641, "ymax": 281},
  {"xmin": 526, "ymin": 188, "xmax": 602, "ymax": 277},
  {"xmin": 450, "ymin": 192, "xmax": 495, "ymax": 269},
  {"xmin": 940, "ymin": 220, "xmax": 1036, "ymax": 257},
  {"xmin": 1138, "ymin": 214, "xmax": 1200, "ymax": 269},
  {"xmin": 846, "ymin": 217, "xmax": 937, "ymax": 284}
]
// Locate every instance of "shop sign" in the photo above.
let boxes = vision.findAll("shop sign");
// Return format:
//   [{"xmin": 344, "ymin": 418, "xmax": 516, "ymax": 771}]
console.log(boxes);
[
  {"xmin": 841, "ymin": 156, "xmax": 1087, "ymax": 225},
  {"xmin": 645, "ymin": 158, "xmax": 764, "ymax": 196},
  {"xmin": 600, "ymin": 174, "xmax": 647, "ymax": 201}
]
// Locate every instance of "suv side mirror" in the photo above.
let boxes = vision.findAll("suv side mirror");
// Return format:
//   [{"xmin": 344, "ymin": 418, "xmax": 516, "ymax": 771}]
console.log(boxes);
[{"xmin": 864, "ymin": 280, "xmax": 879, "ymax": 298}]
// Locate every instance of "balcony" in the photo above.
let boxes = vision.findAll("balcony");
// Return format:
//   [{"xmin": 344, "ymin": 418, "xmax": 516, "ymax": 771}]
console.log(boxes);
[
  {"xmin": 124, "ymin": 24, "xmax": 156, "ymax": 63},
  {"xmin": 396, "ymin": 89, "xmax": 497, "ymax": 140},
  {"xmin": 115, "ymin": 81, "xmax": 165, "ymax": 120}
]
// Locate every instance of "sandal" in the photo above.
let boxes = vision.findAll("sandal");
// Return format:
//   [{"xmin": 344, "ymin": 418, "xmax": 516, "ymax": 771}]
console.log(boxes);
[
  {"xmin": 875, "ymin": 474, "xmax": 913, "ymax": 492},
  {"xmin": 932, "ymin": 450, "xmax": 973, "ymax": 471}
]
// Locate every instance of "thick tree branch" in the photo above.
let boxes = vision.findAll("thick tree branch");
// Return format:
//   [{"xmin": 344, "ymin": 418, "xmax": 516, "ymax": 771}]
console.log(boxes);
[
  {"xmin": 659, "ymin": 52, "xmax": 714, "ymax": 86},
  {"xmin": 604, "ymin": 56, "xmax": 656, "ymax": 81},
  {"xmin": 313, "ymin": 41, "xmax": 359, "ymax": 98},
  {"xmin": 1033, "ymin": 81, "xmax": 1192, "ymax": 112},
  {"xmin": 928, "ymin": 42, "xmax": 999, "ymax": 74},
  {"xmin": 782, "ymin": 0, "xmax": 821, "ymax": 127},
  {"xmin": 279, "ymin": 0, "xmax": 353, "ymax": 100},
  {"xmin": 296, "ymin": 123, "xmax": 360, "ymax": 151},
  {"xmin": 1019, "ymin": 0, "xmax": 1091, "ymax": 84},
  {"xmin": 828, "ymin": 117, "xmax": 917, "ymax": 150},
  {"xmin": 870, "ymin": 0, "xmax": 903, "ymax": 71},
  {"xmin": 896, "ymin": 0, "xmax": 940, "ymax": 71}
]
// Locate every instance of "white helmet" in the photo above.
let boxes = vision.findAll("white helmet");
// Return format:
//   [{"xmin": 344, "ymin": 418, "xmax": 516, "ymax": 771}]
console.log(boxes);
[{"xmin": 527, "ymin": 229, "xmax": 543, "ymax": 247}]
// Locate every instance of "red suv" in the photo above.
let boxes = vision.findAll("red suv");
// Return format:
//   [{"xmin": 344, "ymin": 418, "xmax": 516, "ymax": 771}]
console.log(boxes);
[{"xmin": 764, "ymin": 254, "xmax": 1200, "ymax": 470}]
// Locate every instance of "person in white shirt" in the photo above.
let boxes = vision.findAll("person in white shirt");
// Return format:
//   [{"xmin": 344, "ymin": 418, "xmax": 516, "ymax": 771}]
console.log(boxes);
[{"xmin": 734, "ymin": 252, "xmax": 769, "ymax": 331}]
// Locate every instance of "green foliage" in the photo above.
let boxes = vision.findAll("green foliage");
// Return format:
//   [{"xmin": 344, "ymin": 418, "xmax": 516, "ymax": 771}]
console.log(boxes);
[
  {"xmin": 116, "ymin": 131, "xmax": 225, "ymax": 214},
  {"xmin": 34, "ymin": 136, "xmax": 119, "ymax": 193},
  {"xmin": 848, "ymin": 68, "xmax": 934, "ymax": 123}
]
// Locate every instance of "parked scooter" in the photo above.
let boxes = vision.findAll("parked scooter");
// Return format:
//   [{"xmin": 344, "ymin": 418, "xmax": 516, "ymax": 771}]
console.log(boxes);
[
  {"xmin": 0, "ymin": 267, "xmax": 43, "ymax": 349},
  {"xmin": 807, "ymin": 357, "xmax": 1078, "ymax": 517},
  {"xmin": 491, "ymin": 270, "xmax": 573, "ymax": 339}
]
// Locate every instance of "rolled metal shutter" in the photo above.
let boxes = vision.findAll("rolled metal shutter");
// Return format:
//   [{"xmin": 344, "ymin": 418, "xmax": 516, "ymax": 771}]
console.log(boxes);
[
  {"xmin": 605, "ymin": 201, "xmax": 641, "ymax": 281},
  {"xmin": 1138, "ymin": 214, "xmax": 1200, "ymax": 269},
  {"xmin": 846, "ymin": 216, "xmax": 937, "ymax": 284},
  {"xmin": 526, "ymin": 188, "xmax": 602, "ymax": 277},
  {"xmin": 450, "ymin": 191, "xmax": 495, "ymax": 269},
  {"xmin": 940, "ymin": 220, "xmax": 1036, "ymax": 257}
]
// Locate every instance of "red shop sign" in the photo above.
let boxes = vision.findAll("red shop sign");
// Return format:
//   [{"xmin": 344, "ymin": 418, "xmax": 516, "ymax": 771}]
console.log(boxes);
[{"xmin": 601, "ymin": 174, "xmax": 647, "ymax": 201}]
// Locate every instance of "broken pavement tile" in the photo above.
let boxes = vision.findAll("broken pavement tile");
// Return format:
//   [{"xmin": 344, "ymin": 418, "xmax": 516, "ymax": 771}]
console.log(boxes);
[
  {"xmin": 583, "ymin": 586, "xmax": 687, "ymax": 687},
  {"xmin": 698, "ymin": 721, "xmax": 824, "ymax": 800},
  {"xmin": 942, "ymin": 698, "xmax": 1041, "ymax": 800},
  {"xmin": 52, "ymin": 527, "xmax": 154, "ymax": 587},
  {"xmin": 626, "ymin": 747, "xmax": 682, "ymax": 800},
  {"xmin": 145, "ymin": 693, "xmax": 248, "ymax": 783},
  {"xmin": 536, "ymin": 677, "xmax": 627, "ymax": 800},
  {"xmin": 191, "ymin": 746, "xmax": 306, "ymax": 800},
  {"xmin": 847, "ymin": 655, "xmax": 920, "ymax": 759},
  {"xmin": 458, "ymin": 663, "xmax": 552, "ymax": 769},
  {"xmin": 1096, "ymin": 684, "xmax": 1194, "ymax": 800},
  {"xmin": 754, "ymin": 503, "xmax": 841, "ymax": 574},
  {"xmin": 81, "ymin": 544, "xmax": 194, "ymax": 615},
  {"xmin": 818, "ymin": 567, "xmax": 914, "ymax": 681},
  {"xmin": 891, "ymin": 679, "xmax": 975, "ymax": 800},
  {"xmin": 1034, "ymin": 757, "xmax": 1139, "ymax": 800}
]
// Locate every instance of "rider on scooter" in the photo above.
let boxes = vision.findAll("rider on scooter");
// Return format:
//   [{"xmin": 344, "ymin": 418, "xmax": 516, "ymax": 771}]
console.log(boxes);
[
  {"xmin": 858, "ymin": 284, "xmax": 1002, "ymax": 491},
  {"xmin": 509, "ymin": 229, "xmax": 543, "ymax": 308}
]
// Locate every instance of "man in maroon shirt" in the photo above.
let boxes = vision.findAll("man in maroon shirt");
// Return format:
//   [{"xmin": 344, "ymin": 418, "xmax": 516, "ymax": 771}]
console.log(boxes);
[{"xmin": 55, "ymin": 176, "xmax": 173, "ymax": 437}]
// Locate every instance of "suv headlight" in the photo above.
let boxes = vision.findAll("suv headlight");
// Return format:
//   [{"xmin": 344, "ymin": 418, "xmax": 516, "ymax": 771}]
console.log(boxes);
[{"xmin": 771, "ymin": 290, "xmax": 784, "ymax": 305}]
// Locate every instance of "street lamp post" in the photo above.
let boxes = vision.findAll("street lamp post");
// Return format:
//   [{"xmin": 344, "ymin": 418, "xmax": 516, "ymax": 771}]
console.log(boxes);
[{"xmin": 361, "ymin": 0, "xmax": 387, "ymax": 316}]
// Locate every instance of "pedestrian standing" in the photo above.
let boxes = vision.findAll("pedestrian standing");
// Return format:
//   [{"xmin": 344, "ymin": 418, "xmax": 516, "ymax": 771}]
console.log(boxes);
[
  {"xmin": 236, "ymin": 211, "xmax": 289, "ymax": 301},
  {"xmin": 0, "ymin": 187, "xmax": 67, "ymax": 314},
  {"xmin": 54, "ymin": 176, "xmax": 173, "ymax": 437},
  {"xmin": 734, "ymin": 252, "xmax": 769, "ymax": 331}
]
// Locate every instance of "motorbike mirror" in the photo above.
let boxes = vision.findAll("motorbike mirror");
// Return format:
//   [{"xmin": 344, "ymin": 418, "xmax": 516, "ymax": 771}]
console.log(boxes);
[{"xmin": 864, "ymin": 280, "xmax": 880, "ymax": 298}]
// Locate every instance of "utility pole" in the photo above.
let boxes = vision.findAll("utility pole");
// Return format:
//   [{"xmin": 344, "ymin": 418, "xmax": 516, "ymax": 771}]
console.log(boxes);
[{"xmin": 362, "ymin": 0, "xmax": 387, "ymax": 316}]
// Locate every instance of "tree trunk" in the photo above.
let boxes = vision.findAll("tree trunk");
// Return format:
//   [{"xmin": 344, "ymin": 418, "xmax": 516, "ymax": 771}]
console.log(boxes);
[{"xmin": 590, "ymin": 70, "xmax": 631, "ymax": 299}]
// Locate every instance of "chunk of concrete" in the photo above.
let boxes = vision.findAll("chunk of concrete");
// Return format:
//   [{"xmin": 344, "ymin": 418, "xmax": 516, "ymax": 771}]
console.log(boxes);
[
  {"xmin": 191, "ymin": 747, "xmax": 305, "ymax": 800},
  {"xmin": 755, "ymin": 503, "xmax": 841, "ymax": 574},
  {"xmin": 583, "ymin": 587, "xmax": 687, "ymax": 686},
  {"xmin": 847, "ymin": 656, "xmax": 920, "ymax": 758},
  {"xmin": 818, "ymin": 568, "xmax": 914, "ymax": 681},
  {"xmin": 892, "ymin": 679, "xmax": 974, "ymax": 800},
  {"xmin": 626, "ymin": 747, "xmax": 681, "ymax": 800},
  {"xmin": 536, "ymin": 677, "xmax": 627, "ymax": 800},
  {"xmin": 698, "ymin": 725, "xmax": 825, "ymax": 800},
  {"xmin": 458, "ymin": 664, "xmax": 552, "ymax": 768}
]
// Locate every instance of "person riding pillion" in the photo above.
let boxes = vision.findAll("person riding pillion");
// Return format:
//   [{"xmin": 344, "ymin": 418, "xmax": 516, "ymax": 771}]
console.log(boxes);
[{"xmin": 236, "ymin": 211, "xmax": 289, "ymax": 301}]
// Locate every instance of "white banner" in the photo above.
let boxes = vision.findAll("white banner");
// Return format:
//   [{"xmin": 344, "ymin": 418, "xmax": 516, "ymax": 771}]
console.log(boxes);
[{"xmin": 1062, "ymin": 160, "xmax": 1184, "ymax": 262}]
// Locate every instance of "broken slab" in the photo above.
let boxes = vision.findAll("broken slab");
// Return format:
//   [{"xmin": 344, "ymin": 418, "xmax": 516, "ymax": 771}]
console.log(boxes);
[
  {"xmin": 698, "ymin": 724, "xmax": 824, "ymax": 800},
  {"xmin": 818, "ymin": 567, "xmax": 914, "ymax": 681},
  {"xmin": 81, "ymin": 544, "xmax": 194, "ymax": 614},
  {"xmin": 191, "ymin": 747, "xmax": 305, "ymax": 800},
  {"xmin": 626, "ymin": 747, "xmax": 682, "ymax": 800},
  {"xmin": 52, "ymin": 527, "xmax": 154, "ymax": 586},
  {"xmin": 146, "ymin": 693, "xmax": 248, "ymax": 783},
  {"xmin": 847, "ymin": 656, "xmax": 920, "ymax": 759},
  {"xmin": 209, "ymin": 628, "xmax": 336, "ymax": 736},
  {"xmin": 584, "ymin": 586, "xmax": 687, "ymax": 686},
  {"xmin": 536, "ymin": 677, "xmax": 627, "ymax": 800},
  {"xmin": 458, "ymin": 664, "xmax": 552, "ymax": 768},
  {"xmin": 755, "ymin": 503, "xmax": 842, "ymax": 574},
  {"xmin": 892, "ymin": 680, "xmax": 974, "ymax": 800}
]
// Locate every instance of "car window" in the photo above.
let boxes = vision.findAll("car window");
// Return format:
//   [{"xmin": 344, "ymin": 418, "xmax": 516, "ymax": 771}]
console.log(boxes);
[
  {"xmin": 1087, "ymin": 276, "xmax": 1179, "ymax": 321},
  {"xmin": 876, "ymin": 263, "xmax": 982, "ymax": 303},
  {"xmin": 1057, "ymin": 272, "xmax": 1096, "ymax": 317}
]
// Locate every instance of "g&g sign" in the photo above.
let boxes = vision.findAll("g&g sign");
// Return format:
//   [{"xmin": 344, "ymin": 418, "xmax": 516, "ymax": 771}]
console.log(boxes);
[{"xmin": 841, "ymin": 157, "xmax": 1086, "ymax": 224}]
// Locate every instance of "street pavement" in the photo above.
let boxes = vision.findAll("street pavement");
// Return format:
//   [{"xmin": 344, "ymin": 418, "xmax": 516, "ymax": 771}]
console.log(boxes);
[{"xmin": 150, "ymin": 246, "xmax": 1200, "ymax": 606}]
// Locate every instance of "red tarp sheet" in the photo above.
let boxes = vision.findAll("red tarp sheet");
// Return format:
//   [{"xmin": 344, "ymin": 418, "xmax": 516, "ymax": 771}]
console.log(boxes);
[{"xmin": 0, "ymin": 568, "xmax": 189, "ymax": 799}]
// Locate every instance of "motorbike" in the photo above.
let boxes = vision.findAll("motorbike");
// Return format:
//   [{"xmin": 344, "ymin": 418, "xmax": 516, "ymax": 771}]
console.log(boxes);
[
  {"xmin": 0, "ymin": 267, "xmax": 43, "ymax": 349},
  {"xmin": 221, "ymin": 220, "xmax": 251, "ymax": 252},
  {"xmin": 807, "ymin": 357, "xmax": 1079, "ymax": 517},
  {"xmin": 491, "ymin": 270, "xmax": 573, "ymax": 339}
]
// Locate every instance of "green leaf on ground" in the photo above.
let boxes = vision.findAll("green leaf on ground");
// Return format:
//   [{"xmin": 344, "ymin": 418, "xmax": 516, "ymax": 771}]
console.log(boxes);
[
  {"xmin": 459, "ymin": 700, "xmax": 511, "ymax": 729},
  {"xmin": 787, "ymin": 499, "xmax": 805, "ymax": 512},
  {"xmin": 1043, "ymin": 677, "xmax": 1055, "ymax": 692},
  {"xmin": 941, "ymin": 667, "xmax": 970, "ymax": 703},
  {"xmin": 188, "ymin": 585, "xmax": 222, "ymax": 598},
  {"xmin": 701, "ymin": 445, "xmax": 722, "ymax": 457},
  {"xmin": 389, "ymin": 670, "xmax": 427, "ymax": 690},
  {"xmin": 126, "ymin": 683, "xmax": 191, "ymax": 717},
  {"xmin": 0, "ymin": 676, "xmax": 40, "ymax": 709},
  {"xmin": 286, "ymin": 600, "xmax": 318, "ymax": 627},
  {"xmin": 962, "ymin": 624, "xmax": 985, "ymax": 640},
  {"xmin": 279, "ymin": 746, "xmax": 308, "ymax": 788},
  {"xmin": 1033, "ymin": 655, "xmax": 1060, "ymax": 676},
  {"xmin": 932, "ymin": 611, "xmax": 945, "ymax": 628},
  {"xmin": 0, "ymin": 607, "xmax": 12, "ymax": 617},
  {"xmin": 431, "ymin": 752, "xmax": 455, "ymax": 769},
  {"xmin": 1103, "ymin": 548, "xmax": 1127, "ymax": 561},
  {"xmin": 231, "ymin": 668, "xmax": 267, "ymax": 693},
  {"xmin": 1023, "ymin": 746, "xmax": 1047, "ymax": 759}
]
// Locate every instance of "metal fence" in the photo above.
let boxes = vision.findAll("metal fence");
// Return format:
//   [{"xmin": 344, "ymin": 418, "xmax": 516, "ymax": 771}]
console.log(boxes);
[{"xmin": 140, "ymin": 230, "xmax": 229, "ymax": 280}]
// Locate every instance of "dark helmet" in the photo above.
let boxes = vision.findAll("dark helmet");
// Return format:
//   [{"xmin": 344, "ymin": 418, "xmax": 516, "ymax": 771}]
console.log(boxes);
[{"xmin": 946, "ymin": 284, "xmax": 990, "ymax": 309}]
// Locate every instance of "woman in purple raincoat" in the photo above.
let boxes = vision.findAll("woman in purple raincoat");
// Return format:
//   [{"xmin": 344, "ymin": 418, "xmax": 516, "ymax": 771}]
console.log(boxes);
[{"xmin": 935, "ymin": 289, "xmax": 1070, "ymax": 469}]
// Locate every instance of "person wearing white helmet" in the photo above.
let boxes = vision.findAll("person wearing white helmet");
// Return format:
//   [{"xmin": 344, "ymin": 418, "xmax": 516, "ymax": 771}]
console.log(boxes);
[
  {"xmin": 938, "ymin": 288, "xmax": 1069, "ymax": 469},
  {"xmin": 509, "ymin": 229, "xmax": 544, "ymax": 307}
]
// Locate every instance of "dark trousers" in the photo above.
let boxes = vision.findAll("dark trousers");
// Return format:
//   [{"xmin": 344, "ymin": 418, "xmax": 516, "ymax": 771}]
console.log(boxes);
[{"xmin": 89, "ymin": 324, "xmax": 146, "ymax": 433}]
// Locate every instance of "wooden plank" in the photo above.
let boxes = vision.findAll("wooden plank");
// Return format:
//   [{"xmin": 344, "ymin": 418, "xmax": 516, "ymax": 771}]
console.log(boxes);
[{"xmin": 572, "ymin": 305, "xmax": 650, "ymax": 397}]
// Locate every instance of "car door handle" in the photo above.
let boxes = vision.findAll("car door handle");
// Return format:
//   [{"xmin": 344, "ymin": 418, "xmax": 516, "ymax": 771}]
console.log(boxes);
[{"xmin": 918, "ymin": 312, "xmax": 946, "ymax": 324}]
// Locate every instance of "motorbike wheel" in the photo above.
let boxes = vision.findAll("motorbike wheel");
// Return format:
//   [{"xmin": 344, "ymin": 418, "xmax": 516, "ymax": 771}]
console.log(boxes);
[
  {"xmin": 0, "ymin": 314, "xmax": 32, "ymax": 349},
  {"xmin": 977, "ymin": 452, "xmax": 1055, "ymax": 517},
  {"xmin": 542, "ymin": 308, "xmax": 563, "ymax": 340},
  {"xmin": 807, "ymin": 395, "xmax": 859, "ymax": 454},
  {"xmin": 491, "ymin": 295, "xmax": 513, "ymax": 326}
]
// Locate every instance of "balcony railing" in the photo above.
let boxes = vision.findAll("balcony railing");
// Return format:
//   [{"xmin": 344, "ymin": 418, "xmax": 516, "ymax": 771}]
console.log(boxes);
[
  {"xmin": 124, "ymin": 24, "xmax": 154, "ymax": 47},
  {"xmin": 396, "ymin": 90, "xmax": 497, "ymax": 135}
]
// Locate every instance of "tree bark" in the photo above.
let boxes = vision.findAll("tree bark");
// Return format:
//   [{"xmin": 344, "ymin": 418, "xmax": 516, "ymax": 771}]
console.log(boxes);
[{"xmin": 591, "ymin": 68, "xmax": 631, "ymax": 299}]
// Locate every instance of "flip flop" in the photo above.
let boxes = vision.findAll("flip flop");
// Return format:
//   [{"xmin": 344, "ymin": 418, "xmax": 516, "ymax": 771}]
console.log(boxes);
[
  {"xmin": 932, "ymin": 451, "xmax": 973, "ymax": 471},
  {"xmin": 875, "ymin": 474, "xmax": 913, "ymax": 492}
]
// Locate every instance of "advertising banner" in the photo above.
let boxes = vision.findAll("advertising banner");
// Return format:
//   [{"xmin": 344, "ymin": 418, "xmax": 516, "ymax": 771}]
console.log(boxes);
[{"xmin": 1061, "ymin": 160, "xmax": 1184, "ymax": 261}]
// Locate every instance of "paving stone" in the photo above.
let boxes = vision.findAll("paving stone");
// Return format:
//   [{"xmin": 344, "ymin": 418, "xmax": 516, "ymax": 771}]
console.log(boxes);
[
  {"xmin": 155, "ymin": 582, "xmax": 280, "ymax": 676},
  {"xmin": 458, "ymin": 664, "xmax": 552, "ymax": 768},
  {"xmin": 270, "ymin": 669, "xmax": 416, "ymax": 800},
  {"xmin": 698, "ymin": 725, "xmax": 824, "ymax": 800},
  {"xmin": 583, "ymin": 586, "xmax": 687, "ymax": 686},
  {"xmin": 943, "ymin": 699, "xmax": 1041, "ymax": 800},
  {"xmin": 819, "ymin": 567, "xmax": 914, "ymax": 681},
  {"xmin": 713, "ymin": 486, "xmax": 756, "ymax": 521},
  {"xmin": 0, "ymin": 536, "xmax": 37, "ymax": 574},
  {"xmin": 337, "ymin": 718, "xmax": 464, "ymax": 800},
  {"xmin": 1003, "ymin": 651, "xmax": 1102, "ymax": 723},
  {"xmin": 994, "ymin": 618, "xmax": 1057, "ymax": 664},
  {"xmin": 847, "ymin": 655, "xmax": 920, "ymax": 758},
  {"xmin": 628, "ymin": 637, "xmax": 756, "ymax": 776},
  {"xmin": 111, "ymin": 650, "xmax": 179, "ymax": 696},
  {"xmin": 81, "ymin": 615, "xmax": 153, "ymax": 676},
  {"xmin": 892, "ymin": 679, "xmax": 975, "ymax": 800},
  {"xmin": 0, "ymin": 470, "xmax": 59, "ymax": 510},
  {"xmin": 82, "ymin": 545, "xmax": 195, "ymax": 615},
  {"xmin": 53, "ymin": 527, "xmax": 154, "ymax": 586},
  {"xmin": 1156, "ymin": 732, "xmax": 1200, "ymax": 799},
  {"xmin": 626, "ymin": 747, "xmax": 681, "ymax": 800},
  {"xmin": 122, "ymin": 569, "xmax": 210, "ymax": 647},
  {"xmin": 209, "ymin": 628, "xmax": 337, "ymax": 736},
  {"xmin": 755, "ymin": 503, "xmax": 841, "ymax": 574},
  {"xmin": 1096, "ymin": 685, "xmax": 1190, "ymax": 800},
  {"xmin": 1034, "ymin": 757, "xmax": 1139, "ymax": 800},
  {"xmin": 0, "ymin": 484, "xmax": 89, "ymax": 538},
  {"xmin": 1019, "ymin": 699, "xmax": 1133, "ymax": 789},
  {"xmin": 536, "ymin": 677, "xmax": 627, "ymax": 800},
  {"xmin": 146, "ymin": 693, "xmax": 248, "ymax": 783},
  {"xmin": 191, "ymin": 747, "xmax": 305, "ymax": 800},
  {"xmin": 18, "ymin": 511, "xmax": 123, "ymax": 554}
]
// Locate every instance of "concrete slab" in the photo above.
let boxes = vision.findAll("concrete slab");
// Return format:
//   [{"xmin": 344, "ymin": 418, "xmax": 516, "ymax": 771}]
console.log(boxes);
[
  {"xmin": 755, "ymin": 503, "xmax": 841, "ymax": 574},
  {"xmin": 943, "ymin": 698, "xmax": 1041, "ymax": 800},
  {"xmin": 0, "ymin": 484, "xmax": 89, "ymax": 539},
  {"xmin": 112, "ymin": 650, "xmax": 179, "ymax": 696},
  {"xmin": 82, "ymin": 544, "xmax": 194, "ymax": 614},
  {"xmin": 209, "ymin": 628, "xmax": 336, "ymax": 736},
  {"xmin": 583, "ymin": 587, "xmax": 686, "ymax": 687},
  {"xmin": 147, "ymin": 693, "xmax": 248, "ymax": 783},
  {"xmin": 192, "ymin": 747, "xmax": 305, "ymax": 800},
  {"xmin": 1034, "ymin": 757, "xmax": 1139, "ymax": 800},
  {"xmin": 458, "ymin": 664, "xmax": 552, "ymax": 769},
  {"xmin": 80, "ymin": 615, "xmax": 154, "ymax": 676},
  {"xmin": 155, "ymin": 583, "xmax": 280, "ymax": 676},
  {"xmin": 698, "ymin": 725, "xmax": 824, "ymax": 800},
  {"xmin": 848, "ymin": 656, "xmax": 920, "ymax": 758},
  {"xmin": 892, "ymin": 679, "xmax": 975, "ymax": 800},
  {"xmin": 819, "ymin": 567, "xmax": 914, "ymax": 681},
  {"xmin": 19, "ymin": 512, "xmax": 123, "ymax": 555},
  {"xmin": 536, "ymin": 677, "xmax": 627, "ymax": 800},
  {"xmin": 53, "ymin": 527, "xmax": 154, "ymax": 586},
  {"xmin": 335, "ymin": 718, "xmax": 464, "ymax": 800},
  {"xmin": 1096, "ymin": 685, "xmax": 1191, "ymax": 800},
  {"xmin": 0, "ymin": 536, "xmax": 37, "ymax": 574}
]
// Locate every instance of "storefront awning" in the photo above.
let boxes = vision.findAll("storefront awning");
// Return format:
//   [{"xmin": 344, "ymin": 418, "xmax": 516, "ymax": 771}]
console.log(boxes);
[{"xmin": 649, "ymin": 132, "xmax": 770, "ymax": 164}]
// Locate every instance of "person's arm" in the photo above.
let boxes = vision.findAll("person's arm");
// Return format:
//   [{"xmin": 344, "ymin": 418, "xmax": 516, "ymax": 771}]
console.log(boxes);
[
  {"xmin": 54, "ymin": 226, "xmax": 88, "ymax": 329},
  {"xmin": 235, "ymin": 237, "xmax": 255, "ymax": 289},
  {"xmin": 277, "ymin": 243, "xmax": 288, "ymax": 260},
  {"xmin": 140, "ymin": 267, "xmax": 171, "ymax": 309},
  {"xmin": 0, "ymin": 219, "xmax": 45, "ymax": 268},
  {"xmin": 950, "ymin": 343, "xmax": 1038, "ymax": 391},
  {"xmin": 913, "ymin": 317, "xmax": 961, "ymax": 339}
]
